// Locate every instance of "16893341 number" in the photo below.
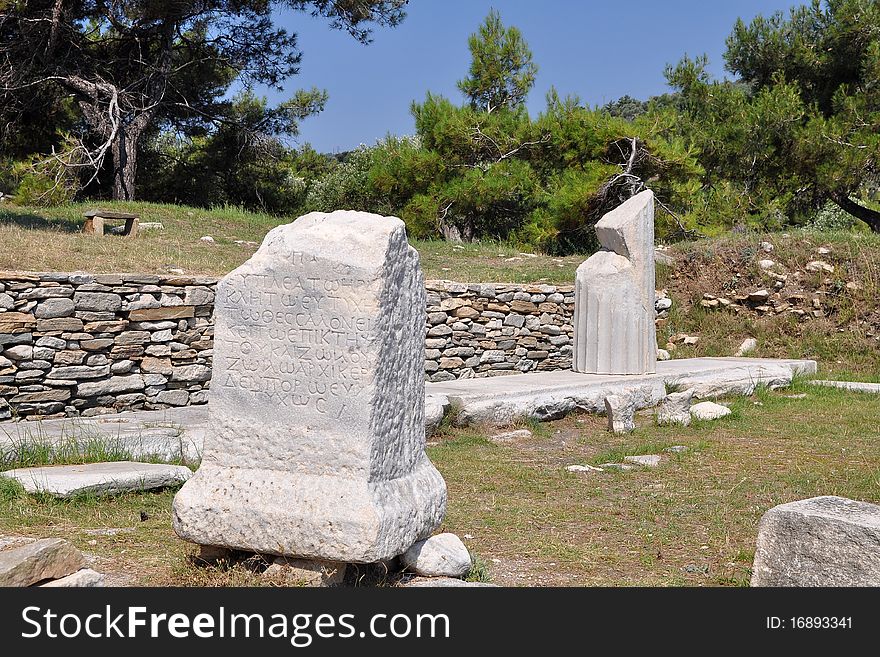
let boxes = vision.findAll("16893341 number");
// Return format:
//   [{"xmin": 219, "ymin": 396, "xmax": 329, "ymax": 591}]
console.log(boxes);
[{"xmin": 766, "ymin": 617, "xmax": 853, "ymax": 629}]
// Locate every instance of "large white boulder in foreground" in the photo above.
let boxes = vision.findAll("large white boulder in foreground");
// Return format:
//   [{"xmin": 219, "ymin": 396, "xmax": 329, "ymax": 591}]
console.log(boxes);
[
  {"xmin": 572, "ymin": 190, "xmax": 657, "ymax": 375},
  {"xmin": 172, "ymin": 211, "xmax": 447, "ymax": 563},
  {"xmin": 751, "ymin": 496, "xmax": 880, "ymax": 586}
]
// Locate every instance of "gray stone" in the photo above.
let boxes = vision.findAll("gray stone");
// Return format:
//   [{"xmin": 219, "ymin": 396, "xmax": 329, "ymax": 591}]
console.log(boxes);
[
  {"xmin": 35, "ymin": 298, "xmax": 75, "ymax": 319},
  {"xmin": 751, "ymin": 496, "xmax": 880, "ymax": 586},
  {"xmin": 73, "ymin": 292, "xmax": 122, "ymax": 312},
  {"xmin": 262, "ymin": 558, "xmax": 346, "ymax": 587},
  {"xmin": 572, "ymin": 190, "xmax": 657, "ymax": 375},
  {"xmin": 665, "ymin": 445, "xmax": 688, "ymax": 453},
  {"xmin": 36, "ymin": 336, "xmax": 66, "ymax": 349},
  {"xmin": 77, "ymin": 374, "xmax": 145, "ymax": 396},
  {"xmin": 39, "ymin": 568, "xmax": 105, "ymax": 587},
  {"xmin": 184, "ymin": 286, "xmax": 214, "ymax": 306},
  {"xmin": 401, "ymin": 533, "xmax": 471, "ymax": 578},
  {"xmin": 0, "ymin": 461, "xmax": 192, "ymax": 498},
  {"xmin": 170, "ymin": 364, "xmax": 210, "ymax": 382},
  {"xmin": 656, "ymin": 389, "xmax": 693, "ymax": 426},
  {"xmin": 604, "ymin": 394, "xmax": 636, "ymax": 433},
  {"xmin": 20, "ymin": 286, "xmax": 74, "ymax": 300},
  {"xmin": 690, "ymin": 401, "xmax": 731, "ymax": 421},
  {"xmin": 600, "ymin": 463, "xmax": 635, "ymax": 471},
  {"xmin": 172, "ymin": 211, "xmax": 447, "ymax": 563},
  {"xmin": 0, "ymin": 538, "xmax": 84, "ymax": 587},
  {"xmin": 624, "ymin": 454, "xmax": 661, "ymax": 468},
  {"xmin": 156, "ymin": 389, "xmax": 189, "ymax": 406},
  {"xmin": 46, "ymin": 365, "xmax": 110, "ymax": 380},
  {"xmin": 4, "ymin": 344, "xmax": 32, "ymax": 360},
  {"xmin": 0, "ymin": 293, "xmax": 14, "ymax": 310}
]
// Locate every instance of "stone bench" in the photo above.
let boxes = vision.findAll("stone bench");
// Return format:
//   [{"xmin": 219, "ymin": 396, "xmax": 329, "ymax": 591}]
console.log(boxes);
[{"xmin": 82, "ymin": 210, "xmax": 140, "ymax": 237}]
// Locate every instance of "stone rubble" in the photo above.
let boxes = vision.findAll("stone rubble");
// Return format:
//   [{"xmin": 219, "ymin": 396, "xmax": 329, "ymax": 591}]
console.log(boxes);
[{"xmin": 401, "ymin": 533, "xmax": 472, "ymax": 578}]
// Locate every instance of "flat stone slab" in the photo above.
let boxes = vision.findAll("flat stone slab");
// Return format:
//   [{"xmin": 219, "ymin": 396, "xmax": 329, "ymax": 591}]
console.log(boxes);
[
  {"xmin": 807, "ymin": 380, "xmax": 880, "ymax": 393},
  {"xmin": 427, "ymin": 357, "xmax": 815, "ymax": 426},
  {"xmin": 0, "ymin": 461, "xmax": 192, "ymax": 497},
  {"xmin": 624, "ymin": 455, "xmax": 661, "ymax": 468},
  {"xmin": 0, "ymin": 405, "xmax": 207, "ymax": 464},
  {"xmin": 402, "ymin": 577, "xmax": 497, "ymax": 587}
]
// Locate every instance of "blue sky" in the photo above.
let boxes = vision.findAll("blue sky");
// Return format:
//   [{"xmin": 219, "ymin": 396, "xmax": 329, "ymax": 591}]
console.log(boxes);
[{"xmin": 267, "ymin": 1, "xmax": 803, "ymax": 153}]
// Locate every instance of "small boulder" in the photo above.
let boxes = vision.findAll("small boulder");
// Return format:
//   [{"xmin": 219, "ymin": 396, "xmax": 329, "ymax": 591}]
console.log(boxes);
[
  {"xmin": 805, "ymin": 260, "xmax": 834, "ymax": 274},
  {"xmin": 690, "ymin": 401, "xmax": 731, "ymax": 421},
  {"xmin": 657, "ymin": 348, "xmax": 670, "ymax": 361},
  {"xmin": 656, "ymin": 389, "xmax": 694, "ymax": 427},
  {"xmin": 735, "ymin": 338, "xmax": 758, "ymax": 357},
  {"xmin": 758, "ymin": 259, "xmax": 775, "ymax": 270},
  {"xmin": 401, "ymin": 533, "xmax": 472, "ymax": 578},
  {"xmin": 604, "ymin": 394, "xmax": 635, "ymax": 434},
  {"xmin": 751, "ymin": 496, "xmax": 880, "ymax": 586},
  {"xmin": 624, "ymin": 454, "xmax": 661, "ymax": 468}
]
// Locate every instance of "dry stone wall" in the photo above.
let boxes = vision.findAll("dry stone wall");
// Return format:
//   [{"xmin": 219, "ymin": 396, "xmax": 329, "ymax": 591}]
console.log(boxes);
[
  {"xmin": 424, "ymin": 281, "xmax": 575, "ymax": 382},
  {"xmin": 0, "ymin": 271, "xmax": 215, "ymax": 420},
  {"xmin": 0, "ymin": 272, "xmax": 577, "ymax": 419}
]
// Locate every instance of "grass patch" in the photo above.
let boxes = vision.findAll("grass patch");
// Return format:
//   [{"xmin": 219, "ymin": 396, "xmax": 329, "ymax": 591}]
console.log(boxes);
[
  {"xmin": 1, "ymin": 385, "xmax": 876, "ymax": 586},
  {"xmin": 0, "ymin": 202, "xmax": 585, "ymax": 282}
]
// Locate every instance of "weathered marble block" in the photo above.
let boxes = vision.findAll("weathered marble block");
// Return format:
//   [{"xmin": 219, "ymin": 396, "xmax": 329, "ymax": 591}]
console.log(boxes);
[
  {"xmin": 172, "ymin": 211, "xmax": 447, "ymax": 563},
  {"xmin": 572, "ymin": 190, "xmax": 657, "ymax": 374}
]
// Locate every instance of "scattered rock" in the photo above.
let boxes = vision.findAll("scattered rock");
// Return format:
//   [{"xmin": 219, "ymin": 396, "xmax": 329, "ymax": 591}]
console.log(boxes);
[
  {"xmin": 0, "ymin": 538, "xmax": 84, "ymax": 587},
  {"xmin": 490, "ymin": 429, "xmax": 532, "ymax": 443},
  {"xmin": 760, "ymin": 241, "xmax": 774, "ymax": 253},
  {"xmin": 262, "ymin": 558, "xmax": 347, "ymax": 587},
  {"xmin": 748, "ymin": 289, "xmax": 770, "ymax": 303},
  {"xmin": 138, "ymin": 222, "xmax": 165, "ymax": 231},
  {"xmin": 604, "ymin": 394, "xmax": 635, "ymax": 434},
  {"xmin": 690, "ymin": 401, "xmax": 732, "ymax": 421},
  {"xmin": 751, "ymin": 496, "xmax": 880, "ymax": 586},
  {"xmin": 199, "ymin": 235, "xmax": 215, "ymax": 244},
  {"xmin": 657, "ymin": 348, "xmax": 670, "ymax": 361},
  {"xmin": 40, "ymin": 568, "xmax": 105, "ymax": 587},
  {"xmin": 682, "ymin": 335, "xmax": 699, "ymax": 346},
  {"xmin": 566, "ymin": 464, "xmax": 604, "ymax": 473},
  {"xmin": 656, "ymin": 389, "xmax": 694, "ymax": 426},
  {"xmin": 816, "ymin": 246, "xmax": 832, "ymax": 255},
  {"xmin": 624, "ymin": 454, "xmax": 661, "ymax": 468},
  {"xmin": 655, "ymin": 297, "xmax": 672, "ymax": 312},
  {"xmin": 735, "ymin": 337, "xmax": 758, "ymax": 357},
  {"xmin": 664, "ymin": 445, "xmax": 688, "ymax": 453},
  {"xmin": 401, "ymin": 533, "xmax": 472, "ymax": 578},
  {"xmin": 758, "ymin": 259, "xmax": 776, "ymax": 270},
  {"xmin": 805, "ymin": 260, "xmax": 834, "ymax": 274}
]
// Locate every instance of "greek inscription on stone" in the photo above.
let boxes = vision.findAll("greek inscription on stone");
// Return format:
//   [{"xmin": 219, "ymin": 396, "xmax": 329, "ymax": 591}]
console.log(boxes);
[{"xmin": 218, "ymin": 260, "xmax": 374, "ymax": 414}]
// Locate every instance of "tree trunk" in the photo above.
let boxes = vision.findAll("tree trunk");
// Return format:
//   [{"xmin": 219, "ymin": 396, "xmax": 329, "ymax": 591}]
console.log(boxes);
[
  {"xmin": 111, "ymin": 128, "xmax": 139, "ymax": 201},
  {"xmin": 831, "ymin": 192, "xmax": 880, "ymax": 232}
]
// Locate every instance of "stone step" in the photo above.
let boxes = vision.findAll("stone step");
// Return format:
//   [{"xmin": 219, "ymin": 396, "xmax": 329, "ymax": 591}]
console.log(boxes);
[{"xmin": 0, "ymin": 461, "xmax": 192, "ymax": 498}]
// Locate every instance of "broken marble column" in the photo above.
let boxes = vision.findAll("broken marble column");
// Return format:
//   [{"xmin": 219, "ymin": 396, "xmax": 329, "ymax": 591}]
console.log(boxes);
[
  {"xmin": 572, "ymin": 190, "xmax": 658, "ymax": 374},
  {"xmin": 172, "ymin": 210, "xmax": 447, "ymax": 563}
]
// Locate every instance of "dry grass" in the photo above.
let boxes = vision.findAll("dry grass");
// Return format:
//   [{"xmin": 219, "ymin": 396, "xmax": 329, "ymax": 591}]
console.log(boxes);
[
  {"xmin": 0, "ymin": 202, "xmax": 584, "ymax": 282},
  {"xmin": 1, "ymin": 382, "xmax": 877, "ymax": 587}
]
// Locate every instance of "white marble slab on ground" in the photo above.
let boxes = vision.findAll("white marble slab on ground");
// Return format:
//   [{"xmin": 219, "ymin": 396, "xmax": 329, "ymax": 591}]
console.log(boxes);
[
  {"xmin": 0, "ymin": 461, "xmax": 192, "ymax": 497},
  {"xmin": 426, "ymin": 357, "xmax": 816, "ymax": 425},
  {"xmin": 0, "ymin": 405, "xmax": 207, "ymax": 464},
  {"xmin": 806, "ymin": 380, "xmax": 880, "ymax": 393}
]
